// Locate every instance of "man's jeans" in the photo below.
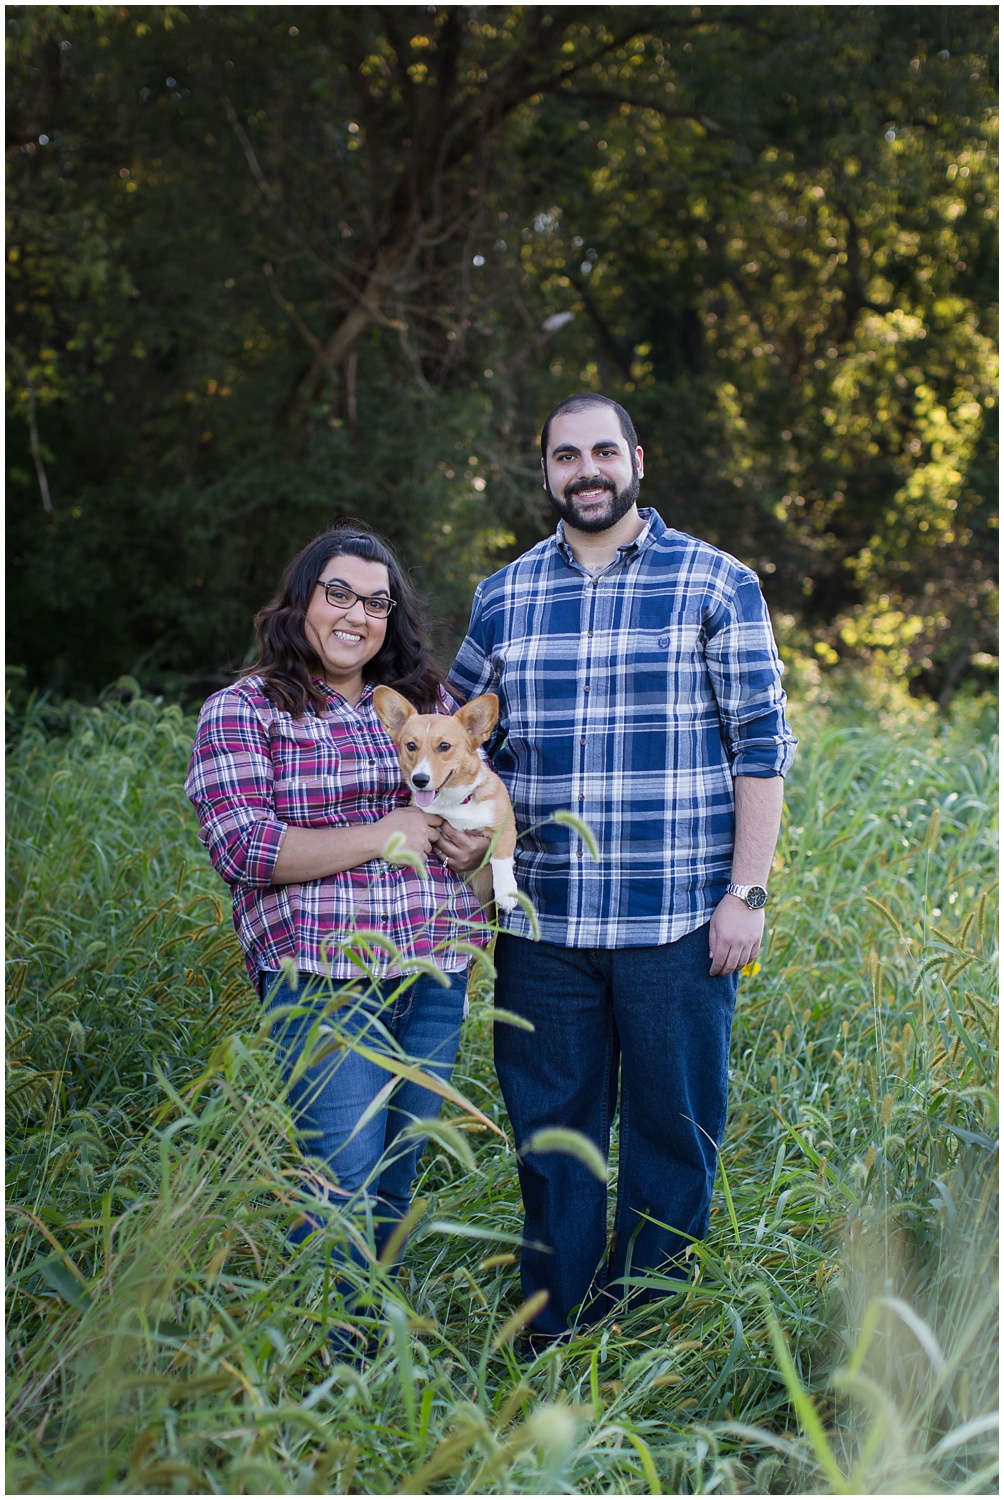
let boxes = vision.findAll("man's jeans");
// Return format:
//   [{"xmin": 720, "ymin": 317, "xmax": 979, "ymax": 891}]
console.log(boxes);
[
  {"xmin": 262, "ymin": 969, "xmax": 467, "ymax": 1262},
  {"xmin": 493, "ymin": 925, "xmax": 737, "ymax": 1337}
]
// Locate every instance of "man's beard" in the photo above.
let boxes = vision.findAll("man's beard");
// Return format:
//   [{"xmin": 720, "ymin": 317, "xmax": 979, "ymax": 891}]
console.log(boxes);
[{"xmin": 545, "ymin": 470, "xmax": 641, "ymax": 534}]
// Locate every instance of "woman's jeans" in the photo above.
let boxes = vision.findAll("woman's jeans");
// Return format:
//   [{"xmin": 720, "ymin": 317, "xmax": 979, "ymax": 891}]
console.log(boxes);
[
  {"xmin": 262, "ymin": 968, "xmax": 467, "ymax": 1271},
  {"xmin": 493, "ymin": 925, "xmax": 738, "ymax": 1337}
]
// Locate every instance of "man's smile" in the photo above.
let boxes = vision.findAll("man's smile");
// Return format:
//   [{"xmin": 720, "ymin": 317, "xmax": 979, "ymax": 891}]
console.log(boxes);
[{"xmin": 567, "ymin": 477, "xmax": 614, "ymax": 495}]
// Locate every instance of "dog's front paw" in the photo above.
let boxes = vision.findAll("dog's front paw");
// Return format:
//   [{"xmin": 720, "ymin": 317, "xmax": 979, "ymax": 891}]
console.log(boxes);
[{"xmin": 495, "ymin": 890, "xmax": 518, "ymax": 912}]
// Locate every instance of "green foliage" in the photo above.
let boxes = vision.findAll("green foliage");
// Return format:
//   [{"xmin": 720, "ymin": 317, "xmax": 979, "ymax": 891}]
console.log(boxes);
[
  {"xmin": 6, "ymin": 690, "xmax": 998, "ymax": 1492},
  {"xmin": 5, "ymin": 6, "xmax": 998, "ymax": 702}
]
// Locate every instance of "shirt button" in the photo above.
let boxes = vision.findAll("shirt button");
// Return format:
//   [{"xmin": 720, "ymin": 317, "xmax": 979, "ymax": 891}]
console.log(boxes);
[
  {"xmin": 591, "ymin": 579, "xmax": 598, "ymax": 588},
  {"xmin": 587, "ymin": 629, "xmax": 594, "ymax": 638},
  {"xmin": 583, "ymin": 684, "xmax": 590, "ymax": 693},
  {"xmin": 578, "ymin": 793, "xmax": 584, "ymax": 802},
  {"xmin": 576, "ymin": 849, "xmax": 583, "ymax": 858},
  {"xmin": 580, "ymin": 736, "xmax": 586, "ymax": 746}
]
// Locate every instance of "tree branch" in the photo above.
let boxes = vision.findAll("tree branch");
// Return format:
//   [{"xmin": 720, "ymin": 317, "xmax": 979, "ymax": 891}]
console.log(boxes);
[
  {"xmin": 557, "ymin": 87, "xmax": 730, "ymax": 136},
  {"xmin": 6, "ymin": 342, "xmax": 54, "ymax": 514},
  {"xmin": 222, "ymin": 95, "xmax": 280, "ymax": 204},
  {"xmin": 565, "ymin": 270, "xmax": 634, "ymax": 382},
  {"xmin": 263, "ymin": 263, "xmax": 320, "ymax": 352}
]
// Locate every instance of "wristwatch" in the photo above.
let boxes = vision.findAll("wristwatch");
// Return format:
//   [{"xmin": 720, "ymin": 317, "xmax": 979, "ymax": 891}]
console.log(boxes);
[{"xmin": 726, "ymin": 882, "xmax": 769, "ymax": 910}]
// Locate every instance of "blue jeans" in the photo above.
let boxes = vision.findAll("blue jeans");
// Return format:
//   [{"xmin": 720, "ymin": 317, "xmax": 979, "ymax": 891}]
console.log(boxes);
[
  {"xmin": 262, "ymin": 969, "xmax": 467, "ymax": 1262},
  {"xmin": 493, "ymin": 926, "xmax": 737, "ymax": 1336}
]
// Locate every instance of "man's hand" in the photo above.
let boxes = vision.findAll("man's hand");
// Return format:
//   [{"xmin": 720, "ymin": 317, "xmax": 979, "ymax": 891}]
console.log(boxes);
[
  {"xmin": 709, "ymin": 894, "xmax": 765, "ymax": 977},
  {"xmin": 435, "ymin": 823, "xmax": 492, "ymax": 874}
]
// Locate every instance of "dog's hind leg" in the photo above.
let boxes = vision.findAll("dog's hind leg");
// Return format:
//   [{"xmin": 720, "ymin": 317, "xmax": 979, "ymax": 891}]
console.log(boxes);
[
  {"xmin": 490, "ymin": 857, "xmax": 518, "ymax": 910},
  {"xmin": 490, "ymin": 813, "xmax": 518, "ymax": 910}
]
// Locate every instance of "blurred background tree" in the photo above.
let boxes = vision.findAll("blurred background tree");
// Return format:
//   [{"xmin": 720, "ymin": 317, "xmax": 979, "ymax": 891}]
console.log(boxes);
[{"xmin": 6, "ymin": 4, "xmax": 998, "ymax": 702}]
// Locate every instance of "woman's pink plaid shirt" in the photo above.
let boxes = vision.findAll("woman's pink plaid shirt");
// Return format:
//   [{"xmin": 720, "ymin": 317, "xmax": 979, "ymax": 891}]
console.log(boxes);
[{"xmin": 185, "ymin": 676, "xmax": 488, "ymax": 982}]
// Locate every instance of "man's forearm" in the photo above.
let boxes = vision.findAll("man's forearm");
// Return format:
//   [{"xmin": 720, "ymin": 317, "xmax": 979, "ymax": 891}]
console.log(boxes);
[
  {"xmin": 730, "ymin": 774, "xmax": 785, "ymax": 886},
  {"xmin": 708, "ymin": 775, "xmax": 785, "ymax": 976}
]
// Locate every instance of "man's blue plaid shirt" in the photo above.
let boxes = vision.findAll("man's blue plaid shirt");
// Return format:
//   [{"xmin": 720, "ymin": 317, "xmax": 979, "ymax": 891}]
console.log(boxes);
[{"xmin": 449, "ymin": 508, "xmax": 797, "ymax": 948}]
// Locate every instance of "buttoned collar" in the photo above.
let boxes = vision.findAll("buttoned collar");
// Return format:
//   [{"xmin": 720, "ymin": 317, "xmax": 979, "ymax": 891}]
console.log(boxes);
[
  {"xmin": 554, "ymin": 507, "xmax": 664, "ymax": 568},
  {"xmin": 309, "ymin": 677, "xmax": 376, "ymax": 713}
]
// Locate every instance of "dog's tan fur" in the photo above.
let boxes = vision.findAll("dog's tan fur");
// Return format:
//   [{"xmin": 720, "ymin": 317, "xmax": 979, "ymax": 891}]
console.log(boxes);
[{"xmin": 373, "ymin": 687, "xmax": 518, "ymax": 911}]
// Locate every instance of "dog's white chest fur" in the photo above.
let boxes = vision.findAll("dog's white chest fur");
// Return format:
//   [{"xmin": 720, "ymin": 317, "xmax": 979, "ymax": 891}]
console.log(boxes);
[{"xmin": 436, "ymin": 784, "xmax": 501, "ymax": 833}]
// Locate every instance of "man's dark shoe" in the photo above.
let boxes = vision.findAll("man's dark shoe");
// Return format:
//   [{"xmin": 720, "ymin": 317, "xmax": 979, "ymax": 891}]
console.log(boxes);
[
  {"xmin": 324, "ymin": 1319, "xmax": 378, "ymax": 1366},
  {"xmin": 517, "ymin": 1328, "xmax": 572, "ymax": 1361}
]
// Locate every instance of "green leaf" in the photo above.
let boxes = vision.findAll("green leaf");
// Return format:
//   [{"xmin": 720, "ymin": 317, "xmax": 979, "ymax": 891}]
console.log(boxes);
[
  {"xmin": 511, "ymin": 890, "xmax": 541, "ymax": 941},
  {"xmin": 759, "ymin": 1290, "xmax": 849, "ymax": 1492},
  {"xmin": 396, "ymin": 1116, "xmax": 477, "ymax": 1173},
  {"xmin": 624, "ymin": 1431, "xmax": 663, "ymax": 1495},
  {"xmin": 491, "ymin": 1007, "xmax": 535, "ymax": 1031},
  {"xmin": 340, "ymin": 1035, "xmax": 508, "ymax": 1140},
  {"xmin": 442, "ymin": 940, "xmax": 497, "ymax": 980},
  {"xmin": 492, "ymin": 1290, "xmax": 551, "ymax": 1350},
  {"xmin": 551, "ymin": 808, "xmax": 600, "ymax": 862},
  {"xmin": 521, "ymin": 1127, "xmax": 608, "ymax": 1182},
  {"xmin": 27, "ymin": 1254, "xmax": 91, "ymax": 1309},
  {"xmin": 424, "ymin": 1220, "xmax": 528, "ymax": 1246},
  {"xmin": 716, "ymin": 1151, "xmax": 743, "ymax": 1249},
  {"xmin": 381, "ymin": 832, "xmax": 429, "ymax": 879}
]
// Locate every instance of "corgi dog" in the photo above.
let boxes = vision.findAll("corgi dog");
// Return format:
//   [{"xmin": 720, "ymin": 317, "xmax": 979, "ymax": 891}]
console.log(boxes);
[{"xmin": 373, "ymin": 686, "xmax": 518, "ymax": 911}]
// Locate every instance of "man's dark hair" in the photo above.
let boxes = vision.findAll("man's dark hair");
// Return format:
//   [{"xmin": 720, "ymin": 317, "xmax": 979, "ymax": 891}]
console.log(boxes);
[
  {"xmin": 245, "ymin": 523, "xmax": 445, "ymax": 717},
  {"xmin": 540, "ymin": 393, "xmax": 639, "ymax": 459}
]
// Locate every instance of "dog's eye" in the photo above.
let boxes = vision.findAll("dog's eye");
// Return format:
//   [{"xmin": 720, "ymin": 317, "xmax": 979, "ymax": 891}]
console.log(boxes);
[
  {"xmin": 405, "ymin": 741, "xmax": 417, "ymax": 752},
  {"xmin": 437, "ymin": 742, "xmax": 451, "ymax": 753}
]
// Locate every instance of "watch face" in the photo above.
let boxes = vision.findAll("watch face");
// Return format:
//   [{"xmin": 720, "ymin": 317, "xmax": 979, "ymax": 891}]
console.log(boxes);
[{"xmin": 746, "ymin": 886, "xmax": 768, "ymax": 910}]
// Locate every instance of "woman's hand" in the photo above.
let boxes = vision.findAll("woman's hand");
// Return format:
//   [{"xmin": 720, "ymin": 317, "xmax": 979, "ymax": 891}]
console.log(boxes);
[
  {"xmin": 435, "ymin": 823, "xmax": 492, "ymax": 874},
  {"xmin": 375, "ymin": 807, "xmax": 444, "ymax": 860}
]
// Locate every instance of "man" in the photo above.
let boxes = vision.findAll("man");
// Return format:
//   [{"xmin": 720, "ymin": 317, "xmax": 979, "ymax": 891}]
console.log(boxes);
[{"xmin": 443, "ymin": 393, "xmax": 796, "ymax": 1343}]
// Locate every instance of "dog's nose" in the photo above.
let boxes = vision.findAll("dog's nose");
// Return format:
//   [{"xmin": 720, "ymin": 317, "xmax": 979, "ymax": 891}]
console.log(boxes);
[{"xmin": 412, "ymin": 773, "xmax": 430, "ymax": 789}]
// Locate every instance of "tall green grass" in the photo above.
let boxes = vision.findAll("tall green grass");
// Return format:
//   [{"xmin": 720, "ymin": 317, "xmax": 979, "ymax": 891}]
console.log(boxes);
[{"xmin": 6, "ymin": 684, "xmax": 998, "ymax": 1494}]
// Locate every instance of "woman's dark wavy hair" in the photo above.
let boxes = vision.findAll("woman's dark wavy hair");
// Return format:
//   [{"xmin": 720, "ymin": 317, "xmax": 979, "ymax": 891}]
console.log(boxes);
[{"xmin": 245, "ymin": 524, "xmax": 445, "ymax": 717}]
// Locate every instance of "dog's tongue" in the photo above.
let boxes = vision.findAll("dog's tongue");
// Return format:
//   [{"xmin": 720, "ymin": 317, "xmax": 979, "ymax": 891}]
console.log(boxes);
[{"xmin": 414, "ymin": 788, "xmax": 437, "ymax": 809}]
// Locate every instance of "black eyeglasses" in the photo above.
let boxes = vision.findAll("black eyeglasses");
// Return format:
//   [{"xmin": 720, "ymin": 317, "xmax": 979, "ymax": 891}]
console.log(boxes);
[{"xmin": 317, "ymin": 580, "xmax": 397, "ymax": 618}]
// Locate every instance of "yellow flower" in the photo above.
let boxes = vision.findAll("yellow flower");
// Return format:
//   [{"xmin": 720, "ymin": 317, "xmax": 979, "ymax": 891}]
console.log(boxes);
[{"xmin": 740, "ymin": 960, "xmax": 761, "ymax": 978}]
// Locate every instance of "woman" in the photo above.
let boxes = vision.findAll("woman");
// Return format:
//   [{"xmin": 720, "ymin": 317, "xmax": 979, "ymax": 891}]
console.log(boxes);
[{"xmin": 185, "ymin": 525, "xmax": 490, "ymax": 1350}]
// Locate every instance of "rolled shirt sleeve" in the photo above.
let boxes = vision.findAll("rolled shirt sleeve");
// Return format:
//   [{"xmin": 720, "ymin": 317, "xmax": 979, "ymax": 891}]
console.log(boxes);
[
  {"xmin": 704, "ymin": 569, "xmax": 797, "ymax": 779},
  {"xmin": 185, "ymin": 691, "xmax": 287, "ymax": 888}
]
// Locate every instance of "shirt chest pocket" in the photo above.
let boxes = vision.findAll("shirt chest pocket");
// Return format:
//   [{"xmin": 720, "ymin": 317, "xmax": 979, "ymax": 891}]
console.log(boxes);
[
  {"xmin": 631, "ymin": 623, "xmax": 705, "ymax": 699},
  {"xmin": 271, "ymin": 716, "xmax": 342, "ymax": 789}
]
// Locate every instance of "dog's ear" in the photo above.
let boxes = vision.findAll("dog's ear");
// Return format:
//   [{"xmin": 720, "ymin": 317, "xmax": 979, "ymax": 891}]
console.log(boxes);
[
  {"xmin": 373, "ymin": 686, "xmax": 416, "ymax": 738},
  {"xmin": 455, "ymin": 693, "xmax": 499, "ymax": 746}
]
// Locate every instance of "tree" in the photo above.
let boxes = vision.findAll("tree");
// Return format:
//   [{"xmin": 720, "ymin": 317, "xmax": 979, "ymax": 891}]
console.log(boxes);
[{"xmin": 6, "ymin": 6, "xmax": 998, "ymax": 700}]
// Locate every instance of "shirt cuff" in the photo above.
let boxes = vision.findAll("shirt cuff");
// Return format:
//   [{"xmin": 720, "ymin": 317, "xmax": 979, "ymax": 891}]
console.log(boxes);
[
  {"xmin": 731, "ymin": 741, "xmax": 797, "ymax": 778},
  {"xmin": 241, "ymin": 816, "xmax": 287, "ymax": 887}
]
